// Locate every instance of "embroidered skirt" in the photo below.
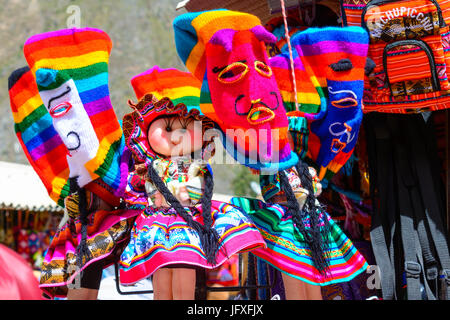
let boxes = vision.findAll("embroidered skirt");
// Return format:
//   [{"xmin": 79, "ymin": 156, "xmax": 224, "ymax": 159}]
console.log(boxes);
[
  {"xmin": 39, "ymin": 207, "xmax": 142, "ymax": 298},
  {"xmin": 118, "ymin": 200, "xmax": 266, "ymax": 285},
  {"xmin": 230, "ymin": 197, "xmax": 369, "ymax": 286}
]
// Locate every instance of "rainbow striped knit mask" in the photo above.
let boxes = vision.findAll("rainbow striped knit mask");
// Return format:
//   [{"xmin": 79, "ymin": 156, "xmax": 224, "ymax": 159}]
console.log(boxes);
[
  {"xmin": 16, "ymin": 28, "xmax": 128, "ymax": 205},
  {"xmin": 173, "ymin": 10, "xmax": 298, "ymax": 173},
  {"xmin": 271, "ymin": 27, "xmax": 368, "ymax": 181}
]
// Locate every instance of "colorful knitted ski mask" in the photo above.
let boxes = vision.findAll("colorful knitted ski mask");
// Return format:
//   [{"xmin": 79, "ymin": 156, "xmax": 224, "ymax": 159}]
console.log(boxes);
[
  {"xmin": 16, "ymin": 28, "xmax": 128, "ymax": 205},
  {"xmin": 173, "ymin": 9, "xmax": 298, "ymax": 173},
  {"xmin": 271, "ymin": 27, "xmax": 368, "ymax": 181}
]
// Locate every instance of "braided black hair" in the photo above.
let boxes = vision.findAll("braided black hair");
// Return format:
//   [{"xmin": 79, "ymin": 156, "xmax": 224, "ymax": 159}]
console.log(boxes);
[
  {"xmin": 147, "ymin": 162, "xmax": 221, "ymax": 265},
  {"xmin": 69, "ymin": 177, "xmax": 93, "ymax": 270},
  {"xmin": 297, "ymin": 161, "xmax": 331, "ymax": 274},
  {"xmin": 279, "ymin": 160, "xmax": 330, "ymax": 276},
  {"xmin": 200, "ymin": 166, "xmax": 223, "ymax": 263}
]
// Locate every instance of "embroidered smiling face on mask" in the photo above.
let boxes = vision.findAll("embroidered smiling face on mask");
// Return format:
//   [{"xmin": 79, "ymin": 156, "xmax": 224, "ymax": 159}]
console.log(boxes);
[{"xmin": 173, "ymin": 10, "xmax": 298, "ymax": 173}]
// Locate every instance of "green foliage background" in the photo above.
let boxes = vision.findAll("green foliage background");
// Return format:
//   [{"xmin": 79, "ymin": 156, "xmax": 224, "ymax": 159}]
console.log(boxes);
[{"xmin": 0, "ymin": 0, "xmax": 259, "ymax": 197}]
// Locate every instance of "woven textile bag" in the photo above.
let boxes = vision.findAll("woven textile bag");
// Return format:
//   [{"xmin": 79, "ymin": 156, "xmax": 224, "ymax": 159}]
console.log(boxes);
[{"xmin": 341, "ymin": 0, "xmax": 450, "ymax": 113}]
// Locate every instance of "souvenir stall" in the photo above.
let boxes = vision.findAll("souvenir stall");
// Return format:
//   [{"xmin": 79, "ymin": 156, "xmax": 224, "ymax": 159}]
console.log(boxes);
[
  {"xmin": 4, "ymin": 0, "xmax": 449, "ymax": 301},
  {"xmin": 176, "ymin": 0, "xmax": 450, "ymax": 301},
  {"xmin": 0, "ymin": 161, "xmax": 63, "ymax": 273}
]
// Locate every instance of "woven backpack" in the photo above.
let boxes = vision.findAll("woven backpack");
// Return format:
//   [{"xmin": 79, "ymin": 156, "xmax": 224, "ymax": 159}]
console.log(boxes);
[{"xmin": 340, "ymin": 0, "xmax": 450, "ymax": 113}]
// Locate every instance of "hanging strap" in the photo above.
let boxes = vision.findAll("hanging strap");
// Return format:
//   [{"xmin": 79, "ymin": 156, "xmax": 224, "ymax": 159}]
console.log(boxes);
[
  {"xmin": 388, "ymin": 115, "xmax": 423, "ymax": 300},
  {"xmin": 366, "ymin": 113, "xmax": 450, "ymax": 300},
  {"xmin": 365, "ymin": 113, "xmax": 397, "ymax": 299},
  {"xmin": 246, "ymin": 252, "xmax": 257, "ymax": 300},
  {"xmin": 390, "ymin": 114, "xmax": 449, "ymax": 300},
  {"xmin": 403, "ymin": 116, "xmax": 440, "ymax": 299},
  {"xmin": 280, "ymin": 0, "xmax": 299, "ymax": 111},
  {"xmin": 406, "ymin": 115, "xmax": 450, "ymax": 300},
  {"xmin": 375, "ymin": 115, "xmax": 400, "ymax": 298},
  {"xmin": 442, "ymin": 269, "xmax": 450, "ymax": 300},
  {"xmin": 408, "ymin": 180, "xmax": 439, "ymax": 299}
]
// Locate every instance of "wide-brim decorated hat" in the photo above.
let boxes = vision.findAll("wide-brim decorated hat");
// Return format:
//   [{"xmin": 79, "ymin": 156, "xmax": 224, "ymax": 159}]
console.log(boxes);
[{"xmin": 123, "ymin": 66, "xmax": 212, "ymax": 164}]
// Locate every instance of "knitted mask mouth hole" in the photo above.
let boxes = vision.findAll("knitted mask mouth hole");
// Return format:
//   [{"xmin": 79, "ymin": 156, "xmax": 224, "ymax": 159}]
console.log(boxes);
[
  {"xmin": 247, "ymin": 106, "xmax": 275, "ymax": 124},
  {"xmin": 49, "ymin": 101, "xmax": 72, "ymax": 118},
  {"xmin": 217, "ymin": 62, "xmax": 248, "ymax": 84}
]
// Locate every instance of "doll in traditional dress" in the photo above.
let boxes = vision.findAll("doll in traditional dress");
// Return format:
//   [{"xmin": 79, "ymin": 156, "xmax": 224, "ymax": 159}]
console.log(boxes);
[
  {"xmin": 173, "ymin": 9, "xmax": 369, "ymax": 300},
  {"xmin": 118, "ymin": 66, "xmax": 265, "ymax": 300}
]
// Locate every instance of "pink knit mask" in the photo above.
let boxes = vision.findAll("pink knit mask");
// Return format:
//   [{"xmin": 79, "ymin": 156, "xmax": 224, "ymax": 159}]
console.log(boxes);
[{"xmin": 205, "ymin": 28, "xmax": 291, "ymax": 165}]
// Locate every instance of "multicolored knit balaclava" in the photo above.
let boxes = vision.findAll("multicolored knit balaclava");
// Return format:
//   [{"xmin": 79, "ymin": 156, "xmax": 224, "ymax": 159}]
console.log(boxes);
[
  {"xmin": 17, "ymin": 27, "xmax": 130, "ymax": 267},
  {"xmin": 22, "ymin": 28, "xmax": 127, "ymax": 194},
  {"xmin": 271, "ymin": 26, "xmax": 368, "ymax": 181},
  {"xmin": 173, "ymin": 9, "xmax": 298, "ymax": 173}
]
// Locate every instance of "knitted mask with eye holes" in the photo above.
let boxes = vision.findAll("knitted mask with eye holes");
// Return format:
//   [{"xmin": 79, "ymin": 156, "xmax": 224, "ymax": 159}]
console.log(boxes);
[
  {"xmin": 173, "ymin": 9, "xmax": 298, "ymax": 173},
  {"xmin": 270, "ymin": 26, "xmax": 368, "ymax": 181},
  {"xmin": 21, "ymin": 28, "xmax": 128, "ymax": 199},
  {"xmin": 10, "ymin": 29, "xmax": 129, "ymax": 208}
]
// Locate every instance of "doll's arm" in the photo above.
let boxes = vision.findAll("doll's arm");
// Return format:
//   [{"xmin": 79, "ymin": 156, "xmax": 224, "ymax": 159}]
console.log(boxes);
[
  {"xmin": 123, "ymin": 171, "xmax": 149, "ymax": 207},
  {"xmin": 133, "ymin": 161, "xmax": 166, "ymax": 206},
  {"xmin": 288, "ymin": 166, "xmax": 323, "ymax": 210},
  {"xmin": 308, "ymin": 166, "xmax": 322, "ymax": 197}
]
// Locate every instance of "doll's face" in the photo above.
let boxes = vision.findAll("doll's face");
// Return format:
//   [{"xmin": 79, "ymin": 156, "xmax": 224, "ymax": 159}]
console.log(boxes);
[{"xmin": 147, "ymin": 115, "xmax": 203, "ymax": 157}]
